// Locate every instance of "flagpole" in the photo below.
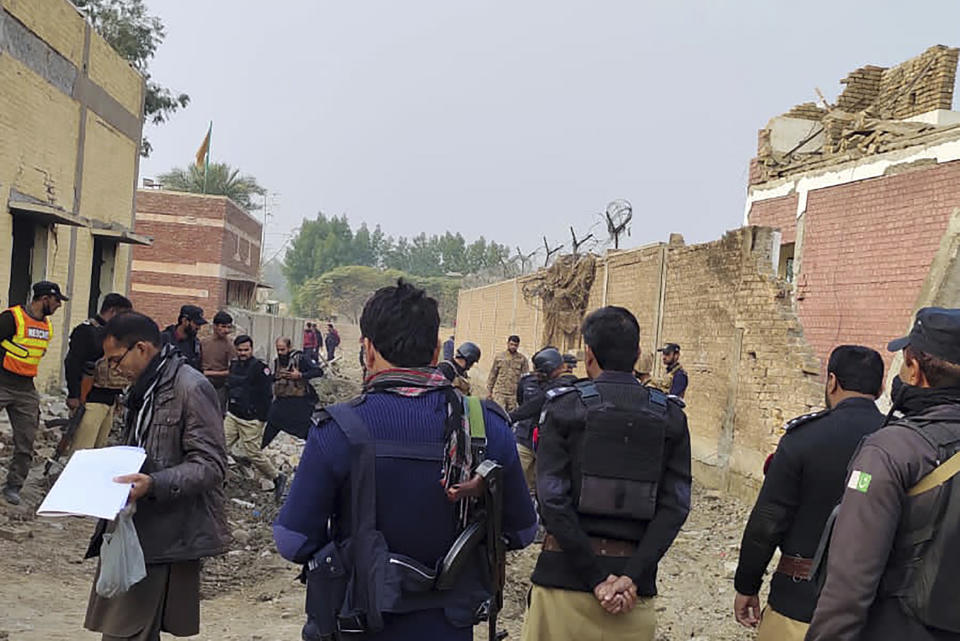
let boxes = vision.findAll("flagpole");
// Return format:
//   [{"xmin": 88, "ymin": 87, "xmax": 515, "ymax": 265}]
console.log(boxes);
[{"xmin": 203, "ymin": 121, "xmax": 212, "ymax": 194}]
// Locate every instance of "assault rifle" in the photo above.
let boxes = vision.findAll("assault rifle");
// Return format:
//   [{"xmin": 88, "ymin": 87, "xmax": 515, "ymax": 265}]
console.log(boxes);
[{"xmin": 44, "ymin": 375, "xmax": 93, "ymax": 475}]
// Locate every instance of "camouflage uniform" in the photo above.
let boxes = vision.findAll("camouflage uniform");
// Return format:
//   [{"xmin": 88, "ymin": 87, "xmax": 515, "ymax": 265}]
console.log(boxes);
[{"xmin": 487, "ymin": 350, "xmax": 528, "ymax": 412}]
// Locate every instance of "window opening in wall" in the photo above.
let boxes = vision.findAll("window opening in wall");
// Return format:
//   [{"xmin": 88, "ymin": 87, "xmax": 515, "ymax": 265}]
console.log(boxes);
[
  {"xmin": 8, "ymin": 216, "xmax": 48, "ymax": 306},
  {"xmin": 88, "ymin": 238, "xmax": 118, "ymax": 317},
  {"xmin": 778, "ymin": 242, "xmax": 796, "ymax": 283}
]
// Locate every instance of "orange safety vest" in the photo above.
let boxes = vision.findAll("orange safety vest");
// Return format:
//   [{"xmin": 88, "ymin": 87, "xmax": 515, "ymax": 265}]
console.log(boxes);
[{"xmin": 1, "ymin": 306, "xmax": 52, "ymax": 378}]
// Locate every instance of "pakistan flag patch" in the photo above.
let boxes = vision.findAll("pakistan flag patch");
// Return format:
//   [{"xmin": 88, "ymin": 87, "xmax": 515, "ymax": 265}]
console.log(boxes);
[{"xmin": 848, "ymin": 470, "xmax": 872, "ymax": 493}]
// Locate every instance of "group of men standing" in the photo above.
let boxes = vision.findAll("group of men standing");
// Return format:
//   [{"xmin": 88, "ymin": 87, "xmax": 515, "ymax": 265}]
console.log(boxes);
[{"xmin": 733, "ymin": 306, "xmax": 960, "ymax": 641}]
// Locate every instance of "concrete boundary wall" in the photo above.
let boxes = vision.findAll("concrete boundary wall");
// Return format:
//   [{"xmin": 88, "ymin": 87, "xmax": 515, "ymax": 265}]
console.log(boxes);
[
  {"xmin": 226, "ymin": 308, "xmax": 307, "ymax": 366},
  {"xmin": 455, "ymin": 227, "xmax": 824, "ymax": 498}
]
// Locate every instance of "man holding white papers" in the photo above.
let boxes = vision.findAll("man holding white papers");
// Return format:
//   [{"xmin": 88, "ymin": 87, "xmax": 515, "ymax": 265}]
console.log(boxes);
[{"xmin": 83, "ymin": 312, "xmax": 229, "ymax": 641}]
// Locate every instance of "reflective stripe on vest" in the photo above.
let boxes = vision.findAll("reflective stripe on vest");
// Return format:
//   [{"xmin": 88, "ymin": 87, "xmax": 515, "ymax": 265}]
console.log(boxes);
[{"xmin": 1, "ymin": 306, "xmax": 52, "ymax": 378}]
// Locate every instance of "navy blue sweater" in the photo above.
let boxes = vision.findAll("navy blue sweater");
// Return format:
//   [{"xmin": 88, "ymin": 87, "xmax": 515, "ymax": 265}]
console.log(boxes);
[{"xmin": 274, "ymin": 388, "xmax": 537, "ymax": 641}]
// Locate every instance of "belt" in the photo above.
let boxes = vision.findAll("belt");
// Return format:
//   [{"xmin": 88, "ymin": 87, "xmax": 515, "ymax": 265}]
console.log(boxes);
[
  {"xmin": 775, "ymin": 554, "xmax": 813, "ymax": 581},
  {"xmin": 542, "ymin": 533, "xmax": 636, "ymax": 558}
]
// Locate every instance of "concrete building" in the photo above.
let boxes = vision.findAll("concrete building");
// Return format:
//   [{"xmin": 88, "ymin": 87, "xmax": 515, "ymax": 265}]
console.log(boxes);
[
  {"xmin": 130, "ymin": 189, "xmax": 263, "ymax": 325},
  {"xmin": 745, "ymin": 44, "xmax": 960, "ymax": 372},
  {"xmin": 0, "ymin": 0, "xmax": 147, "ymax": 391}
]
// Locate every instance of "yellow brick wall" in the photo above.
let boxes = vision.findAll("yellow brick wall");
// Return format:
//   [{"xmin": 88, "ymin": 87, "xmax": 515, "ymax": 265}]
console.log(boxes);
[
  {"xmin": 456, "ymin": 229, "xmax": 824, "ymax": 491},
  {"xmin": 0, "ymin": 0, "xmax": 143, "ymax": 391},
  {"xmin": 80, "ymin": 111, "xmax": 138, "ymax": 226},
  {"xmin": 87, "ymin": 32, "xmax": 143, "ymax": 116},
  {"xmin": 1, "ymin": 0, "xmax": 85, "ymax": 66},
  {"xmin": 0, "ymin": 55, "xmax": 80, "ymax": 211}
]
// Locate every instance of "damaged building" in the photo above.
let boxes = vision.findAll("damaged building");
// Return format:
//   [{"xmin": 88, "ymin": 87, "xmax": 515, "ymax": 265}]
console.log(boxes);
[
  {"xmin": 455, "ymin": 45, "xmax": 960, "ymax": 496},
  {"xmin": 747, "ymin": 44, "xmax": 960, "ymax": 372}
]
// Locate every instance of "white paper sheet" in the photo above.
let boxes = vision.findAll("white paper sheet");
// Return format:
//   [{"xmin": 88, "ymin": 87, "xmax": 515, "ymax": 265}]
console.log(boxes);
[{"xmin": 36, "ymin": 446, "xmax": 147, "ymax": 520}]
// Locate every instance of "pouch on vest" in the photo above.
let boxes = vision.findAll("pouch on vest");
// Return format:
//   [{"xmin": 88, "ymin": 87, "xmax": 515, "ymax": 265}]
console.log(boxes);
[
  {"xmin": 303, "ymin": 400, "xmax": 492, "ymax": 639},
  {"xmin": 576, "ymin": 382, "xmax": 667, "ymax": 520},
  {"xmin": 887, "ymin": 420, "xmax": 960, "ymax": 632}
]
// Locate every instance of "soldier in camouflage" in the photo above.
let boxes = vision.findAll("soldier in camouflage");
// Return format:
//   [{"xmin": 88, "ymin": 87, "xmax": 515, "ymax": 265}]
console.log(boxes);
[{"xmin": 487, "ymin": 334, "xmax": 529, "ymax": 411}]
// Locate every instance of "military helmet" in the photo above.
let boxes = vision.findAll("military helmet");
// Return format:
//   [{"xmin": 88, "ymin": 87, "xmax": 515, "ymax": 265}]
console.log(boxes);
[
  {"xmin": 455, "ymin": 342, "xmax": 482, "ymax": 367},
  {"xmin": 533, "ymin": 347, "xmax": 564, "ymax": 375}
]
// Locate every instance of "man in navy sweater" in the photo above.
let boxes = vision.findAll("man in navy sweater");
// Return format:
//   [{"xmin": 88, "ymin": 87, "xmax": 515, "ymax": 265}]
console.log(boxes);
[{"xmin": 274, "ymin": 280, "xmax": 537, "ymax": 641}]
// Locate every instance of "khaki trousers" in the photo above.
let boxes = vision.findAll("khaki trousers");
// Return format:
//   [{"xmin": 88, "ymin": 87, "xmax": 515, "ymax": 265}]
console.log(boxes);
[
  {"xmin": 517, "ymin": 443, "xmax": 537, "ymax": 494},
  {"xmin": 757, "ymin": 606, "xmax": 808, "ymax": 641},
  {"xmin": 0, "ymin": 383, "xmax": 40, "ymax": 489},
  {"xmin": 72, "ymin": 402, "xmax": 115, "ymax": 452},
  {"xmin": 492, "ymin": 392, "xmax": 518, "ymax": 413},
  {"xmin": 224, "ymin": 413, "xmax": 277, "ymax": 480},
  {"xmin": 521, "ymin": 584, "xmax": 656, "ymax": 641}
]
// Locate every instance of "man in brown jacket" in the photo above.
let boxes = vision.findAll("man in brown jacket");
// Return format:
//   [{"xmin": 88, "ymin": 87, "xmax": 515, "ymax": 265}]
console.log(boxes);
[
  {"xmin": 84, "ymin": 312, "xmax": 229, "ymax": 641},
  {"xmin": 486, "ymin": 334, "xmax": 528, "ymax": 411}
]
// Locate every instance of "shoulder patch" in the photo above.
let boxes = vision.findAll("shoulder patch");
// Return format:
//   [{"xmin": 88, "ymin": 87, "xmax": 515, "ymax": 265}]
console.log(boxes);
[
  {"xmin": 545, "ymin": 386, "xmax": 577, "ymax": 401},
  {"xmin": 666, "ymin": 393, "xmax": 686, "ymax": 409},
  {"xmin": 783, "ymin": 408, "xmax": 830, "ymax": 432}
]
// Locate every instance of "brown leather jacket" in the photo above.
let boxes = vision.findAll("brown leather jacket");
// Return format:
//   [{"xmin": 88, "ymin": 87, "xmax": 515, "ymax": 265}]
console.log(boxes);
[{"xmin": 86, "ymin": 352, "xmax": 230, "ymax": 564}]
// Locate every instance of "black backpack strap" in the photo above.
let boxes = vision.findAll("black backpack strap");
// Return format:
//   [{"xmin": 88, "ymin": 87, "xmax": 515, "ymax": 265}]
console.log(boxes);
[
  {"xmin": 323, "ymin": 402, "xmax": 383, "ymax": 631},
  {"xmin": 574, "ymin": 380, "xmax": 602, "ymax": 408}
]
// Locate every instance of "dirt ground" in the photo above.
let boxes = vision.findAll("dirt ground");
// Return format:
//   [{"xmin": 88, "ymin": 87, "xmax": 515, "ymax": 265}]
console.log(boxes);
[{"xmin": 0, "ymin": 324, "xmax": 759, "ymax": 640}]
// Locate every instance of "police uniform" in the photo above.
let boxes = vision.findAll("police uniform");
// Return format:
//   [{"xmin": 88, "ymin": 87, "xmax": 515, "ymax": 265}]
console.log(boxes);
[
  {"xmin": 522, "ymin": 370, "xmax": 691, "ymax": 641},
  {"xmin": 225, "ymin": 356, "xmax": 278, "ymax": 483},
  {"xmin": 487, "ymin": 350, "xmax": 529, "ymax": 412},
  {"xmin": 64, "ymin": 316, "xmax": 130, "ymax": 451},
  {"xmin": 807, "ymin": 308, "xmax": 960, "ymax": 641},
  {"xmin": 734, "ymin": 398, "xmax": 884, "ymax": 640},
  {"xmin": 510, "ymin": 372, "xmax": 578, "ymax": 494}
]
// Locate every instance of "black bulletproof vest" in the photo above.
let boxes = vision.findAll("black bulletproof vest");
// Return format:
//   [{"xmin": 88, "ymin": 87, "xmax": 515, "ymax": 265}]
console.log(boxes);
[
  {"xmin": 226, "ymin": 359, "xmax": 260, "ymax": 417},
  {"xmin": 573, "ymin": 381, "xmax": 668, "ymax": 521},
  {"xmin": 881, "ymin": 416, "xmax": 960, "ymax": 633},
  {"xmin": 513, "ymin": 373, "xmax": 543, "ymax": 443},
  {"xmin": 303, "ymin": 403, "xmax": 490, "ymax": 640}
]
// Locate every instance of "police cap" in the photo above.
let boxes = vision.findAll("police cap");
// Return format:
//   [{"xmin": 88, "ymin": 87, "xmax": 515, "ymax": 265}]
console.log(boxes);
[
  {"xmin": 33, "ymin": 280, "xmax": 69, "ymax": 301},
  {"xmin": 888, "ymin": 307, "xmax": 960, "ymax": 366},
  {"xmin": 179, "ymin": 304, "xmax": 207, "ymax": 325},
  {"xmin": 657, "ymin": 343, "xmax": 680, "ymax": 354}
]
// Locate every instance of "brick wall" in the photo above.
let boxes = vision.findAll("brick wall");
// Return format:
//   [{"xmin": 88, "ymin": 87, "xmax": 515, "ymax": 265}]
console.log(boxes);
[
  {"xmin": 130, "ymin": 190, "xmax": 262, "ymax": 326},
  {"xmin": 795, "ymin": 160, "xmax": 960, "ymax": 372},
  {"xmin": 455, "ymin": 228, "xmax": 823, "ymax": 494},
  {"xmin": 875, "ymin": 45, "xmax": 958, "ymax": 119},
  {"xmin": 746, "ymin": 194, "xmax": 798, "ymax": 243}
]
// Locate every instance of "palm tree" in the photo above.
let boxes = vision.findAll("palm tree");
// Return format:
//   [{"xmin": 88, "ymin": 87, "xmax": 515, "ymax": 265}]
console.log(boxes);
[{"xmin": 157, "ymin": 162, "xmax": 266, "ymax": 211}]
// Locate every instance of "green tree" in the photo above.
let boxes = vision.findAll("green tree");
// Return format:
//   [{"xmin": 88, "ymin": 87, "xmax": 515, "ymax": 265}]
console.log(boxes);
[
  {"xmin": 283, "ymin": 213, "xmax": 361, "ymax": 289},
  {"xmin": 158, "ymin": 162, "xmax": 266, "ymax": 211},
  {"xmin": 72, "ymin": 0, "xmax": 189, "ymax": 156},
  {"xmin": 294, "ymin": 265, "xmax": 461, "ymax": 325}
]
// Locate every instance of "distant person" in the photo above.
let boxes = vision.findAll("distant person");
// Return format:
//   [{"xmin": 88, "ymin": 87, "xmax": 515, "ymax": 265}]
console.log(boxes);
[
  {"xmin": 436, "ymin": 342, "xmax": 481, "ymax": 394},
  {"xmin": 654, "ymin": 343, "xmax": 688, "ymax": 398},
  {"xmin": 733, "ymin": 345, "xmax": 885, "ymax": 640},
  {"xmin": 225, "ymin": 335, "xmax": 285, "ymax": 502},
  {"xmin": 302, "ymin": 322, "xmax": 319, "ymax": 362},
  {"xmin": 201, "ymin": 311, "xmax": 236, "ymax": 416},
  {"xmin": 487, "ymin": 335, "xmax": 529, "ymax": 411},
  {"xmin": 562, "ymin": 353, "xmax": 577, "ymax": 374},
  {"xmin": 160, "ymin": 305, "xmax": 206, "ymax": 371},
  {"xmin": 324, "ymin": 322, "xmax": 340, "ymax": 361},
  {"xmin": 0, "ymin": 281, "xmax": 67, "ymax": 505},
  {"xmin": 63, "ymin": 293, "xmax": 133, "ymax": 452},
  {"xmin": 84, "ymin": 312, "xmax": 228, "ymax": 639},
  {"xmin": 443, "ymin": 335, "xmax": 455, "ymax": 362},
  {"xmin": 262, "ymin": 337, "xmax": 324, "ymax": 448}
]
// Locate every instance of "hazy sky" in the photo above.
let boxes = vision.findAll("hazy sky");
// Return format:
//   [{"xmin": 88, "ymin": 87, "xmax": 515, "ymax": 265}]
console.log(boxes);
[{"xmin": 139, "ymin": 1, "xmax": 960, "ymax": 259}]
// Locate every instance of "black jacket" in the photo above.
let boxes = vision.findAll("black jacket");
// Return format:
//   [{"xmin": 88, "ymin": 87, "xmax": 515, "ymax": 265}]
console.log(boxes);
[
  {"xmin": 161, "ymin": 324, "xmax": 203, "ymax": 371},
  {"xmin": 227, "ymin": 357, "xmax": 273, "ymax": 422},
  {"xmin": 532, "ymin": 370, "xmax": 691, "ymax": 595},
  {"xmin": 735, "ymin": 397, "xmax": 884, "ymax": 623},
  {"xmin": 64, "ymin": 315, "xmax": 118, "ymax": 404}
]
